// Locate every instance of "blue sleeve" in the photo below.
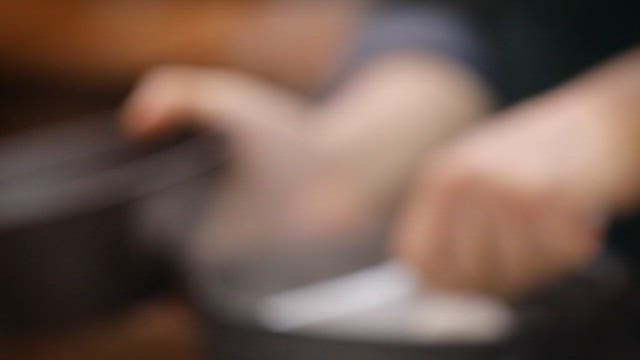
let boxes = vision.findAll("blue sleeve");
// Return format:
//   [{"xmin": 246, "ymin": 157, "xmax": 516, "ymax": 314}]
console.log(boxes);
[{"xmin": 322, "ymin": 1, "xmax": 496, "ymax": 95}]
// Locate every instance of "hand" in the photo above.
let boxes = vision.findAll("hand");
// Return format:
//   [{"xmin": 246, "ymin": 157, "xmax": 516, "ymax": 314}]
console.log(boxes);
[
  {"xmin": 122, "ymin": 56, "xmax": 491, "ymax": 271},
  {"xmin": 121, "ymin": 66, "xmax": 363, "ymax": 263},
  {"xmin": 392, "ymin": 95, "xmax": 629, "ymax": 297}
]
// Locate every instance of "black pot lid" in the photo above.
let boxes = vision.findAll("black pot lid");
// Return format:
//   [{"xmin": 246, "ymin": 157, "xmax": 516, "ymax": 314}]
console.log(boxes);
[{"xmin": 0, "ymin": 113, "xmax": 226, "ymax": 230}]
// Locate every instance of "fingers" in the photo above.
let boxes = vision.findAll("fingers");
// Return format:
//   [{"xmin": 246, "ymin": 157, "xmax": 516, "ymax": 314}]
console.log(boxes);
[
  {"xmin": 393, "ymin": 161, "xmax": 603, "ymax": 298},
  {"xmin": 120, "ymin": 65, "xmax": 309, "ymax": 142},
  {"xmin": 539, "ymin": 194, "xmax": 603, "ymax": 274},
  {"xmin": 391, "ymin": 164, "xmax": 456, "ymax": 288},
  {"xmin": 453, "ymin": 184, "xmax": 497, "ymax": 292},
  {"xmin": 491, "ymin": 190, "xmax": 547, "ymax": 296}
]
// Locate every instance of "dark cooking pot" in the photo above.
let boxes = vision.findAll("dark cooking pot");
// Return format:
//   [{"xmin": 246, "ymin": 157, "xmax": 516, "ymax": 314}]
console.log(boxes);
[
  {"xmin": 186, "ymin": 207, "xmax": 640, "ymax": 360},
  {"xmin": 187, "ymin": 226, "xmax": 513, "ymax": 359},
  {"xmin": 508, "ymin": 253, "xmax": 640, "ymax": 359},
  {"xmin": 0, "ymin": 114, "xmax": 225, "ymax": 336},
  {"xmin": 194, "ymin": 252, "xmax": 640, "ymax": 360},
  {"xmin": 205, "ymin": 320, "xmax": 505, "ymax": 360}
]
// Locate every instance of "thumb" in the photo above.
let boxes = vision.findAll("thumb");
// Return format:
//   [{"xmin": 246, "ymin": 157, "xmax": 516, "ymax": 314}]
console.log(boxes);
[{"xmin": 120, "ymin": 65, "xmax": 309, "ymax": 146}]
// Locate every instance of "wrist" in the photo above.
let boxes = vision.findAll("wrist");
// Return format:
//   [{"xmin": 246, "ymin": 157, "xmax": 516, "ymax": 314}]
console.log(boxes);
[{"xmin": 311, "ymin": 54, "xmax": 493, "ymax": 206}]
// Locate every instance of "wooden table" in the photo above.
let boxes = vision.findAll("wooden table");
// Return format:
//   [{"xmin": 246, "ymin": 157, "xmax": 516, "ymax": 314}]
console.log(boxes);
[{"xmin": 0, "ymin": 298, "xmax": 200, "ymax": 360}]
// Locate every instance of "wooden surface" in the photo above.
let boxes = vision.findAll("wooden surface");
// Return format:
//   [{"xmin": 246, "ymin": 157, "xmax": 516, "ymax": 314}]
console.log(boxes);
[
  {"xmin": 0, "ymin": 0, "xmax": 361, "ymax": 91},
  {"xmin": 0, "ymin": 1, "xmax": 265, "ymax": 84},
  {"xmin": 0, "ymin": 298, "xmax": 199, "ymax": 360}
]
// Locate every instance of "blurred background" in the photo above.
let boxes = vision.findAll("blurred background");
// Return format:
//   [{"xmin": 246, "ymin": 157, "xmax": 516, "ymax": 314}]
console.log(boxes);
[
  {"xmin": 0, "ymin": 1, "xmax": 366, "ymax": 359},
  {"xmin": 1, "ymin": 1, "xmax": 639, "ymax": 359}
]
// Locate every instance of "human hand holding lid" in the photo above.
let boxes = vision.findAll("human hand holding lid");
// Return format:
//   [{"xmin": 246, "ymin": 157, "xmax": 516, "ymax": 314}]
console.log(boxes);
[
  {"xmin": 393, "ymin": 48, "xmax": 640, "ymax": 298},
  {"xmin": 121, "ymin": 56, "xmax": 490, "ymax": 283}
]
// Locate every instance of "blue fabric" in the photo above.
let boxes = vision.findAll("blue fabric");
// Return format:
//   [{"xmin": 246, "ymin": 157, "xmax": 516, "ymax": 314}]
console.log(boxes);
[{"xmin": 322, "ymin": 2, "xmax": 495, "ymax": 96}]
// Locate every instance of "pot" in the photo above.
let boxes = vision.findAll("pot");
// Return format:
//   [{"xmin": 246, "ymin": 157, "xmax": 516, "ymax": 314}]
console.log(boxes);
[{"xmin": 0, "ymin": 114, "xmax": 225, "ymax": 336}]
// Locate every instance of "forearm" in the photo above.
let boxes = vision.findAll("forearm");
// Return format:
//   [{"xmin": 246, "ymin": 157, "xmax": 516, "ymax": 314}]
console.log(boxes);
[
  {"xmin": 311, "ymin": 53, "xmax": 493, "ymax": 204},
  {"xmin": 301, "ymin": 0, "xmax": 495, "ymax": 205},
  {"xmin": 558, "ymin": 47, "xmax": 640, "ymax": 120},
  {"xmin": 543, "ymin": 47, "xmax": 640, "ymax": 209}
]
